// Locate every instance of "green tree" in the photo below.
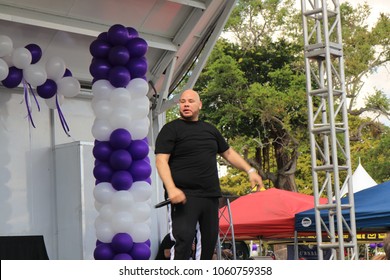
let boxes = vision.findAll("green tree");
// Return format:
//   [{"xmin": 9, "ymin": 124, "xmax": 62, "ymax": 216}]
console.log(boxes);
[
  {"xmin": 196, "ymin": 39, "xmax": 308, "ymax": 192},
  {"xmin": 225, "ymin": 0, "xmax": 296, "ymax": 50}
]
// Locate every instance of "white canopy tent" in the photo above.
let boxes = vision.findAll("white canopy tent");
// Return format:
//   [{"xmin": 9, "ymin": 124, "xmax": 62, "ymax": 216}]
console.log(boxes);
[{"xmin": 339, "ymin": 161, "xmax": 377, "ymax": 197}]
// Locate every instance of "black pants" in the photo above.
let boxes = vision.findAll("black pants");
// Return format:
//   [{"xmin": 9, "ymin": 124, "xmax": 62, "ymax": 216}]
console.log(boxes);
[{"xmin": 169, "ymin": 196, "xmax": 219, "ymax": 260}]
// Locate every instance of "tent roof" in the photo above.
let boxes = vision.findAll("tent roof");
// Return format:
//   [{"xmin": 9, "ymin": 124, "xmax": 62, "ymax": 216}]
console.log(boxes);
[
  {"xmin": 0, "ymin": 0, "xmax": 236, "ymax": 113},
  {"xmin": 340, "ymin": 162, "xmax": 377, "ymax": 197},
  {"xmin": 295, "ymin": 180, "xmax": 390, "ymax": 233},
  {"xmin": 219, "ymin": 188, "xmax": 327, "ymax": 240}
]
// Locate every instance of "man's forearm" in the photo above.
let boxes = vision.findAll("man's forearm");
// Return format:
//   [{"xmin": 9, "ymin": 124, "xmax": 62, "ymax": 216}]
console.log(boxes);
[
  {"xmin": 156, "ymin": 159, "xmax": 176, "ymax": 192},
  {"xmin": 221, "ymin": 147, "xmax": 252, "ymax": 172}
]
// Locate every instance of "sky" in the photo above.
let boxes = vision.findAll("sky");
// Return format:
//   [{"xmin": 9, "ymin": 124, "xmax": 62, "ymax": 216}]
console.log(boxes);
[
  {"xmin": 297, "ymin": 0, "xmax": 390, "ymax": 125},
  {"xmin": 341, "ymin": 0, "xmax": 390, "ymax": 125}
]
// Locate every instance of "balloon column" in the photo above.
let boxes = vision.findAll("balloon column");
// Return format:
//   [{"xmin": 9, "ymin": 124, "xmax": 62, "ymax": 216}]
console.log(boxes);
[
  {"xmin": 90, "ymin": 24, "xmax": 152, "ymax": 260},
  {"xmin": 0, "ymin": 34, "xmax": 80, "ymax": 135}
]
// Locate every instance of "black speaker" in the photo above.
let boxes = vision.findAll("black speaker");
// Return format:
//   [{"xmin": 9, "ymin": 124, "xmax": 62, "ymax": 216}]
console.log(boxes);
[{"xmin": 0, "ymin": 235, "xmax": 49, "ymax": 260}]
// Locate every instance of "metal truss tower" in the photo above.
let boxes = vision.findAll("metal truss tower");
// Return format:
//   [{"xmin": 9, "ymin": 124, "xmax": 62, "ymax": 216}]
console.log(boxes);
[{"xmin": 301, "ymin": 0, "xmax": 358, "ymax": 259}]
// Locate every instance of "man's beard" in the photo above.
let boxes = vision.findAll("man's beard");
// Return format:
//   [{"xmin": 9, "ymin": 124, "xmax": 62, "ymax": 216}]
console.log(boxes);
[{"xmin": 180, "ymin": 111, "xmax": 197, "ymax": 121}]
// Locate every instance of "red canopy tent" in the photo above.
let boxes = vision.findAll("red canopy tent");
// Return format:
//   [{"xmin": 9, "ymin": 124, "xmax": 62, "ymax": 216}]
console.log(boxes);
[{"xmin": 219, "ymin": 188, "xmax": 328, "ymax": 240}]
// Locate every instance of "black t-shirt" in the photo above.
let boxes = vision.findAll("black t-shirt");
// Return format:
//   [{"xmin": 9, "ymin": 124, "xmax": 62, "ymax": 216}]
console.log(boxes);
[{"xmin": 155, "ymin": 119, "xmax": 229, "ymax": 197}]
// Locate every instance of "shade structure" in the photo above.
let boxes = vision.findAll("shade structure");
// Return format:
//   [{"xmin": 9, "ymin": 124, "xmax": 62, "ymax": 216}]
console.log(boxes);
[
  {"xmin": 295, "ymin": 180, "xmax": 390, "ymax": 233},
  {"xmin": 339, "ymin": 162, "xmax": 377, "ymax": 197},
  {"xmin": 219, "ymin": 188, "xmax": 328, "ymax": 240}
]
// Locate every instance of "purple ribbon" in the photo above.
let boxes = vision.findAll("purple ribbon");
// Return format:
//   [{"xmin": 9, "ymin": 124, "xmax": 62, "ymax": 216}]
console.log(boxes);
[
  {"xmin": 55, "ymin": 94, "xmax": 71, "ymax": 137},
  {"xmin": 23, "ymin": 79, "xmax": 41, "ymax": 128}
]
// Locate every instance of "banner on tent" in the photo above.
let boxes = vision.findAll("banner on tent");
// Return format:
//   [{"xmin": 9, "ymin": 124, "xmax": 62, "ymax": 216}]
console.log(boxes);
[
  {"xmin": 356, "ymin": 233, "xmax": 387, "ymax": 241},
  {"xmin": 287, "ymin": 245, "xmax": 331, "ymax": 260}
]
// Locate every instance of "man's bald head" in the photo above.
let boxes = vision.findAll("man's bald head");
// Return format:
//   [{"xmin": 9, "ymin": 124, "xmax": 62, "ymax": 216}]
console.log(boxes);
[{"xmin": 179, "ymin": 89, "xmax": 202, "ymax": 121}]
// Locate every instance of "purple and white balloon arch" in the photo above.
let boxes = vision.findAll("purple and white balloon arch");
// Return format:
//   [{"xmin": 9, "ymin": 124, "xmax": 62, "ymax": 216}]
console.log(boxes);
[
  {"xmin": 0, "ymin": 34, "xmax": 80, "ymax": 135},
  {"xmin": 89, "ymin": 24, "xmax": 152, "ymax": 260}
]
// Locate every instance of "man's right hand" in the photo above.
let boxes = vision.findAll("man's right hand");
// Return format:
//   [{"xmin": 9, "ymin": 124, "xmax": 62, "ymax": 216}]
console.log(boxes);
[{"xmin": 168, "ymin": 187, "xmax": 187, "ymax": 204}]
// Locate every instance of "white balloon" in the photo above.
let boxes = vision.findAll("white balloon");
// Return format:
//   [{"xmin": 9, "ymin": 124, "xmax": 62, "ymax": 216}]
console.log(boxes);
[
  {"xmin": 127, "ymin": 117, "xmax": 150, "ymax": 140},
  {"xmin": 0, "ymin": 58, "xmax": 9, "ymax": 81},
  {"xmin": 129, "ymin": 222, "xmax": 150, "ymax": 243},
  {"xmin": 129, "ymin": 96, "xmax": 150, "ymax": 119},
  {"xmin": 94, "ymin": 182, "xmax": 116, "ymax": 204},
  {"xmin": 46, "ymin": 56, "xmax": 66, "ymax": 81},
  {"xmin": 91, "ymin": 118, "xmax": 113, "ymax": 141},
  {"xmin": 23, "ymin": 64, "xmax": 47, "ymax": 87},
  {"xmin": 2, "ymin": 54, "xmax": 13, "ymax": 68},
  {"xmin": 45, "ymin": 94, "xmax": 64, "ymax": 110},
  {"xmin": 98, "ymin": 204, "xmax": 114, "ymax": 221},
  {"xmin": 94, "ymin": 201, "xmax": 103, "ymax": 211},
  {"xmin": 111, "ymin": 211, "xmax": 134, "ymax": 233},
  {"xmin": 109, "ymin": 107, "xmax": 132, "ymax": 130},
  {"xmin": 12, "ymin": 47, "xmax": 32, "ymax": 69},
  {"xmin": 92, "ymin": 79, "xmax": 114, "ymax": 100},
  {"xmin": 94, "ymin": 216, "xmax": 105, "ymax": 229},
  {"xmin": 132, "ymin": 202, "xmax": 151, "ymax": 223},
  {"xmin": 110, "ymin": 190, "xmax": 134, "ymax": 212},
  {"xmin": 110, "ymin": 87, "xmax": 132, "ymax": 108},
  {"xmin": 126, "ymin": 78, "xmax": 149, "ymax": 98},
  {"xmin": 0, "ymin": 35, "xmax": 13, "ymax": 57},
  {"xmin": 92, "ymin": 99, "xmax": 113, "ymax": 119},
  {"xmin": 144, "ymin": 218, "xmax": 152, "ymax": 228},
  {"xmin": 95, "ymin": 221, "xmax": 114, "ymax": 243},
  {"xmin": 57, "ymin": 76, "xmax": 80, "ymax": 98},
  {"xmin": 129, "ymin": 181, "xmax": 152, "ymax": 202}
]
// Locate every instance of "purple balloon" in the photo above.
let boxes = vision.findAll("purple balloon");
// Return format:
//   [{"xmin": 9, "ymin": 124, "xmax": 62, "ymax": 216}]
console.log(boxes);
[
  {"xmin": 25, "ymin": 43, "xmax": 42, "ymax": 64},
  {"xmin": 144, "ymin": 177, "xmax": 152, "ymax": 184},
  {"xmin": 109, "ymin": 65, "xmax": 131, "ymax": 88},
  {"xmin": 93, "ymin": 141, "xmax": 113, "ymax": 161},
  {"xmin": 89, "ymin": 58, "xmax": 111, "ymax": 80},
  {"xmin": 109, "ymin": 149, "xmax": 133, "ymax": 170},
  {"xmin": 93, "ymin": 162, "xmax": 113, "ymax": 182},
  {"xmin": 111, "ymin": 170, "xmax": 133, "ymax": 191},
  {"xmin": 144, "ymin": 239, "xmax": 151, "ymax": 247},
  {"xmin": 94, "ymin": 243, "xmax": 115, "ymax": 260},
  {"xmin": 113, "ymin": 253, "xmax": 133, "ymax": 260},
  {"xmin": 90, "ymin": 39, "xmax": 111, "ymax": 59},
  {"xmin": 98, "ymin": 32, "xmax": 108, "ymax": 41},
  {"xmin": 36, "ymin": 79, "xmax": 57, "ymax": 99},
  {"xmin": 129, "ymin": 159, "xmax": 151, "ymax": 181},
  {"xmin": 126, "ymin": 57, "xmax": 147, "ymax": 79},
  {"xmin": 110, "ymin": 128, "xmax": 132, "ymax": 149},
  {"xmin": 369, "ymin": 243, "xmax": 377, "ymax": 249},
  {"xmin": 128, "ymin": 139, "xmax": 149, "ymax": 160},
  {"xmin": 127, "ymin": 27, "xmax": 139, "ymax": 39},
  {"xmin": 130, "ymin": 243, "xmax": 151, "ymax": 260},
  {"xmin": 63, "ymin": 68, "xmax": 73, "ymax": 77},
  {"xmin": 126, "ymin": 37, "xmax": 148, "ymax": 57},
  {"xmin": 2, "ymin": 67, "xmax": 23, "ymax": 88},
  {"xmin": 107, "ymin": 24, "xmax": 129, "ymax": 46},
  {"xmin": 108, "ymin": 45, "xmax": 130, "ymax": 66},
  {"xmin": 111, "ymin": 233, "xmax": 134, "ymax": 253}
]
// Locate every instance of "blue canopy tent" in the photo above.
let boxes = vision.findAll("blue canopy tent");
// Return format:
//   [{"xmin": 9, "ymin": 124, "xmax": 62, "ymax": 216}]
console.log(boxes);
[{"xmin": 295, "ymin": 180, "xmax": 390, "ymax": 234}]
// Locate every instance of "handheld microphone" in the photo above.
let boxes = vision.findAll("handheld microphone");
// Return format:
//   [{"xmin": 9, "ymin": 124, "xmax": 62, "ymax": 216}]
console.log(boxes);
[{"xmin": 154, "ymin": 198, "xmax": 171, "ymax": 208}]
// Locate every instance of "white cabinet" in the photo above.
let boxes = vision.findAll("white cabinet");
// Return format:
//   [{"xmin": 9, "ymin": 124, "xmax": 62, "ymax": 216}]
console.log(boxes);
[{"xmin": 55, "ymin": 141, "xmax": 97, "ymax": 259}]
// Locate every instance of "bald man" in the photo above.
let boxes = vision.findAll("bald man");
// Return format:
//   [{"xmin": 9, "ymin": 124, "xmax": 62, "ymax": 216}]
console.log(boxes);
[{"xmin": 155, "ymin": 89, "xmax": 264, "ymax": 260}]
